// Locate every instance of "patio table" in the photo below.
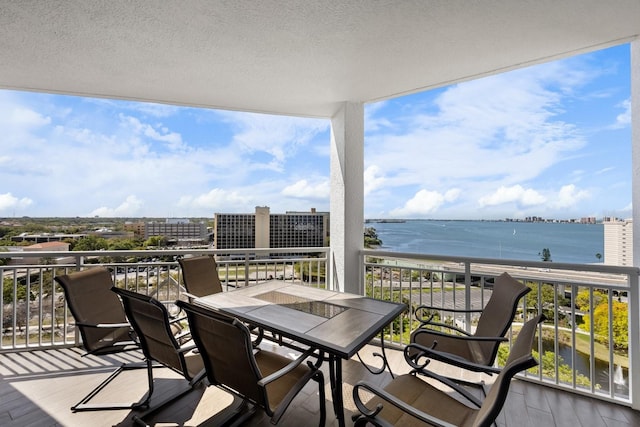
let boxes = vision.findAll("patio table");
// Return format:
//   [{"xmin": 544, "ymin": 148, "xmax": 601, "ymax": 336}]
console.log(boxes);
[{"xmin": 193, "ymin": 279, "xmax": 407, "ymax": 427}]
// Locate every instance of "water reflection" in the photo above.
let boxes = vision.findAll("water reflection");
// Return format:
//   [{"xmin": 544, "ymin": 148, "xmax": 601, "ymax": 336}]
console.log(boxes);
[{"xmin": 542, "ymin": 341, "xmax": 628, "ymax": 396}]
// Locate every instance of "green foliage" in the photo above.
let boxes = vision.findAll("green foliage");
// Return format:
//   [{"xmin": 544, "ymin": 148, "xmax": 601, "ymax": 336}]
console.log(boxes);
[
  {"xmin": 144, "ymin": 235, "xmax": 167, "ymax": 247},
  {"xmin": 366, "ymin": 284, "xmax": 412, "ymax": 338},
  {"xmin": 3, "ymin": 277, "xmax": 29, "ymax": 304},
  {"xmin": 497, "ymin": 342, "xmax": 593, "ymax": 388},
  {"xmin": 364, "ymin": 227, "xmax": 382, "ymax": 248},
  {"xmin": 72, "ymin": 235, "xmax": 109, "ymax": 251},
  {"xmin": 526, "ymin": 282, "xmax": 567, "ymax": 319},
  {"xmin": 0, "ymin": 248, "xmax": 8, "ymax": 266},
  {"xmin": 295, "ymin": 258, "xmax": 326, "ymax": 281},
  {"xmin": 539, "ymin": 248, "xmax": 552, "ymax": 262},
  {"xmin": 574, "ymin": 289, "xmax": 606, "ymax": 312},
  {"xmin": 583, "ymin": 300, "xmax": 628, "ymax": 350}
]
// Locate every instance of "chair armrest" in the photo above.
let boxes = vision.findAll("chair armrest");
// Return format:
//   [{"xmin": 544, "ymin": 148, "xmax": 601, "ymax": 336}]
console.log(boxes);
[
  {"xmin": 415, "ymin": 304, "xmax": 482, "ymax": 318},
  {"xmin": 414, "ymin": 305, "xmax": 482, "ymax": 328},
  {"xmin": 415, "ymin": 322, "xmax": 471, "ymax": 337},
  {"xmin": 76, "ymin": 321, "xmax": 131, "ymax": 329},
  {"xmin": 174, "ymin": 329, "xmax": 192, "ymax": 344},
  {"xmin": 257, "ymin": 348, "xmax": 318, "ymax": 387},
  {"xmin": 404, "ymin": 343, "xmax": 502, "ymax": 374},
  {"xmin": 352, "ymin": 381, "xmax": 458, "ymax": 427},
  {"xmin": 169, "ymin": 315, "xmax": 187, "ymax": 324},
  {"xmin": 177, "ymin": 341, "xmax": 198, "ymax": 354},
  {"xmin": 413, "ymin": 327, "xmax": 509, "ymax": 343},
  {"xmin": 181, "ymin": 291, "xmax": 199, "ymax": 301}
]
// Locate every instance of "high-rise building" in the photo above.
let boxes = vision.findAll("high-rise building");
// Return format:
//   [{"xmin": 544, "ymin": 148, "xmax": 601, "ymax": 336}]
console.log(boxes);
[
  {"xmin": 603, "ymin": 218, "xmax": 633, "ymax": 266},
  {"xmin": 214, "ymin": 206, "xmax": 329, "ymax": 254},
  {"xmin": 144, "ymin": 219, "xmax": 208, "ymax": 245}
]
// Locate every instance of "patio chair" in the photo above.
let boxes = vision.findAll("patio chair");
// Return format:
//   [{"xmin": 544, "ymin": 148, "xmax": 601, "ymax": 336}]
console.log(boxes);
[
  {"xmin": 178, "ymin": 254, "xmax": 266, "ymax": 346},
  {"xmin": 111, "ymin": 288, "xmax": 206, "ymax": 423},
  {"xmin": 352, "ymin": 314, "xmax": 544, "ymax": 427},
  {"xmin": 54, "ymin": 267, "xmax": 149, "ymax": 411},
  {"xmin": 408, "ymin": 272, "xmax": 530, "ymax": 397},
  {"xmin": 177, "ymin": 255, "xmax": 223, "ymax": 300},
  {"xmin": 176, "ymin": 300, "xmax": 326, "ymax": 426}
]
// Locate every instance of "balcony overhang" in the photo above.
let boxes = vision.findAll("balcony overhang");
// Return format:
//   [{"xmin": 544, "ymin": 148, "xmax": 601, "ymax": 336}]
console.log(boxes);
[{"xmin": 0, "ymin": 1, "xmax": 638, "ymax": 117}]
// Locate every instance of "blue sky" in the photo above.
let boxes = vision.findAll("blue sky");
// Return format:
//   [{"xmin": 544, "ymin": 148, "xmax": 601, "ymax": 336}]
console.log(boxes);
[{"xmin": 0, "ymin": 44, "xmax": 631, "ymax": 220}]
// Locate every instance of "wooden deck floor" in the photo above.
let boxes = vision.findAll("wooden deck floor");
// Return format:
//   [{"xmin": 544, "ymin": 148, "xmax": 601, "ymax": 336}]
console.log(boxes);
[{"xmin": 2, "ymin": 343, "xmax": 639, "ymax": 427}]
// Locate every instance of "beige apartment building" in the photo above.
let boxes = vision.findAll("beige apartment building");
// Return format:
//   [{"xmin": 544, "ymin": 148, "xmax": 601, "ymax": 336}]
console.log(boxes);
[
  {"xmin": 603, "ymin": 218, "xmax": 633, "ymax": 266},
  {"xmin": 143, "ymin": 219, "xmax": 208, "ymax": 245},
  {"xmin": 214, "ymin": 206, "xmax": 329, "ymax": 254}
]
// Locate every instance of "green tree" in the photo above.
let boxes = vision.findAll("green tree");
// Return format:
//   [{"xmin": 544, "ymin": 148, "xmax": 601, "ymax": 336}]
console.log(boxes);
[
  {"xmin": 3, "ymin": 277, "xmax": 29, "ymax": 304},
  {"xmin": 527, "ymin": 282, "xmax": 567, "ymax": 316},
  {"xmin": 0, "ymin": 248, "xmax": 9, "ymax": 266},
  {"xmin": 583, "ymin": 300, "xmax": 628, "ymax": 350},
  {"xmin": 574, "ymin": 289, "xmax": 606, "ymax": 313},
  {"xmin": 144, "ymin": 235, "xmax": 167, "ymax": 247},
  {"xmin": 539, "ymin": 248, "xmax": 552, "ymax": 262},
  {"xmin": 595, "ymin": 253, "xmax": 602, "ymax": 262},
  {"xmin": 72, "ymin": 235, "xmax": 109, "ymax": 251},
  {"xmin": 364, "ymin": 227, "xmax": 382, "ymax": 248}
]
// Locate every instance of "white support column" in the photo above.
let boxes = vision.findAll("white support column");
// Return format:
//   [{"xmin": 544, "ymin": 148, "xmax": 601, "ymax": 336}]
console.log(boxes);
[
  {"xmin": 629, "ymin": 39, "xmax": 640, "ymax": 410},
  {"xmin": 330, "ymin": 102, "xmax": 364, "ymax": 294}
]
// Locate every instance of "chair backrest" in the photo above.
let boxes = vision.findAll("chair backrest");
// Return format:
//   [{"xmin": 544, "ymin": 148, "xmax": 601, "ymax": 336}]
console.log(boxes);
[
  {"xmin": 473, "ymin": 314, "xmax": 544, "ymax": 427},
  {"xmin": 473, "ymin": 272, "xmax": 531, "ymax": 363},
  {"xmin": 112, "ymin": 287, "xmax": 196, "ymax": 379},
  {"xmin": 54, "ymin": 267, "xmax": 132, "ymax": 354},
  {"xmin": 177, "ymin": 300, "xmax": 268, "ymax": 408},
  {"xmin": 178, "ymin": 255, "xmax": 223, "ymax": 297}
]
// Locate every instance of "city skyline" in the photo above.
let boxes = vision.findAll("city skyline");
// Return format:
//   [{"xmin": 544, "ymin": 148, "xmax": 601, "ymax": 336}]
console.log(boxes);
[{"xmin": 0, "ymin": 44, "xmax": 631, "ymax": 220}]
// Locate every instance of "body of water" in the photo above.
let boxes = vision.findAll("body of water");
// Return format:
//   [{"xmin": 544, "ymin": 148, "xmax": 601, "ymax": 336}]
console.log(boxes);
[{"xmin": 369, "ymin": 220, "xmax": 604, "ymax": 264}]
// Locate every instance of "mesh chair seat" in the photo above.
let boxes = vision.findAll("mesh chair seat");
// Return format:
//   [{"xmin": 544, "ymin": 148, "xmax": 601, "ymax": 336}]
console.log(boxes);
[
  {"xmin": 177, "ymin": 300, "xmax": 326, "ymax": 426},
  {"xmin": 54, "ymin": 267, "xmax": 146, "ymax": 411},
  {"xmin": 353, "ymin": 314, "xmax": 545, "ymax": 427},
  {"xmin": 112, "ymin": 287, "xmax": 206, "ymax": 422}
]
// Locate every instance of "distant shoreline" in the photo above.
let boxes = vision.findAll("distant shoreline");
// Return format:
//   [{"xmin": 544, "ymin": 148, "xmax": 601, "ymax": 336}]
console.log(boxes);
[{"xmin": 366, "ymin": 218, "xmax": 601, "ymax": 224}]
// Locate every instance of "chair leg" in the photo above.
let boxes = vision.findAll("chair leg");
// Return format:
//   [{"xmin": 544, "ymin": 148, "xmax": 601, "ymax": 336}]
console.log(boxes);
[
  {"xmin": 132, "ymin": 369, "xmax": 209, "ymax": 425},
  {"xmin": 314, "ymin": 371, "xmax": 326, "ymax": 427},
  {"xmin": 71, "ymin": 360, "xmax": 153, "ymax": 412}
]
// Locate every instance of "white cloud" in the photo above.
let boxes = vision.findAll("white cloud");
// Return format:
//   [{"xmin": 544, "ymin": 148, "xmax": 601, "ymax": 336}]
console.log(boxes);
[
  {"xmin": 595, "ymin": 167, "xmax": 614, "ymax": 175},
  {"xmin": 364, "ymin": 165, "xmax": 386, "ymax": 195},
  {"xmin": 281, "ymin": 180, "xmax": 330, "ymax": 199},
  {"xmin": 444, "ymin": 189, "xmax": 461, "ymax": 202},
  {"xmin": 612, "ymin": 98, "xmax": 630, "ymax": 129},
  {"xmin": 119, "ymin": 114, "xmax": 185, "ymax": 151},
  {"xmin": 478, "ymin": 185, "xmax": 546, "ymax": 207},
  {"xmin": 390, "ymin": 189, "xmax": 458, "ymax": 217},
  {"xmin": 219, "ymin": 111, "xmax": 329, "ymax": 165},
  {"xmin": 88, "ymin": 195, "xmax": 143, "ymax": 217},
  {"xmin": 0, "ymin": 105, "xmax": 51, "ymax": 128},
  {"xmin": 0, "ymin": 193, "xmax": 33, "ymax": 211},
  {"xmin": 551, "ymin": 184, "xmax": 590, "ymax": 208},
  {"xmin": 180, "ymin": 188, "xmax": 254, "ymax": 212}
]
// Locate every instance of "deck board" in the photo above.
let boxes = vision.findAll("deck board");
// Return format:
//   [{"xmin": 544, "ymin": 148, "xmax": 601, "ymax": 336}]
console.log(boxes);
[{"xmin": 1, "ymin": 345, "xmax": 639, "ymax": 426}]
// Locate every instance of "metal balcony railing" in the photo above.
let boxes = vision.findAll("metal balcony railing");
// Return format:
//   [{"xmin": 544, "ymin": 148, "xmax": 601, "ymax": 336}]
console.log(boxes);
[
  {"xmin": 0, "ymin": 247, "xmax": 329, "ymax": 352},
  {"xmin": 2, "ymin": 247, "xmax": 639, "ymax": 409},
  {"xmin": 362, "ymin": 249, "xmax": 640, "ymax": 408}
]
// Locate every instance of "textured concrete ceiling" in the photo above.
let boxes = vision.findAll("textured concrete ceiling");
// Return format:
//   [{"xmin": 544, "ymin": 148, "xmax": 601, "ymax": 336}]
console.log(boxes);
[{"xmin": 1, "ymin": 1, "xmax": 638, "ymax": 118}]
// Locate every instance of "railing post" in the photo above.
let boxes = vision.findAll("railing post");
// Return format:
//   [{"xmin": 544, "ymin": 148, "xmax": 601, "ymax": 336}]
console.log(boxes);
[
  {"xmin": 629, "ymin": 270, "xmax": 640, "ymax": 410},
  {"xmin": 244, "ymin": 253, "xmax": 250, "ymax": 287},
  {"xmin": 464, "ymin": 262, "xmax": 472, "ymax": 333}
]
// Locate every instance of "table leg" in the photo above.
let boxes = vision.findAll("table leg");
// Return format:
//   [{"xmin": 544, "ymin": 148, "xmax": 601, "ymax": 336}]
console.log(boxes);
[
  {"xmin": 328, "ymin": 355, "xmax": 346, "ymax": 427},
  {"xmin": 356, "ymin": 333, "xmax": 395, "ymax": 378}
]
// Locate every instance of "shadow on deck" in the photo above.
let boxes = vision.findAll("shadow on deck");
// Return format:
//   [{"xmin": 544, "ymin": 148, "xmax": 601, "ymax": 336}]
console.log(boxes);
[{"xmin": 1, "ymin": 343, "xmax": 639, "ymax": 426}]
